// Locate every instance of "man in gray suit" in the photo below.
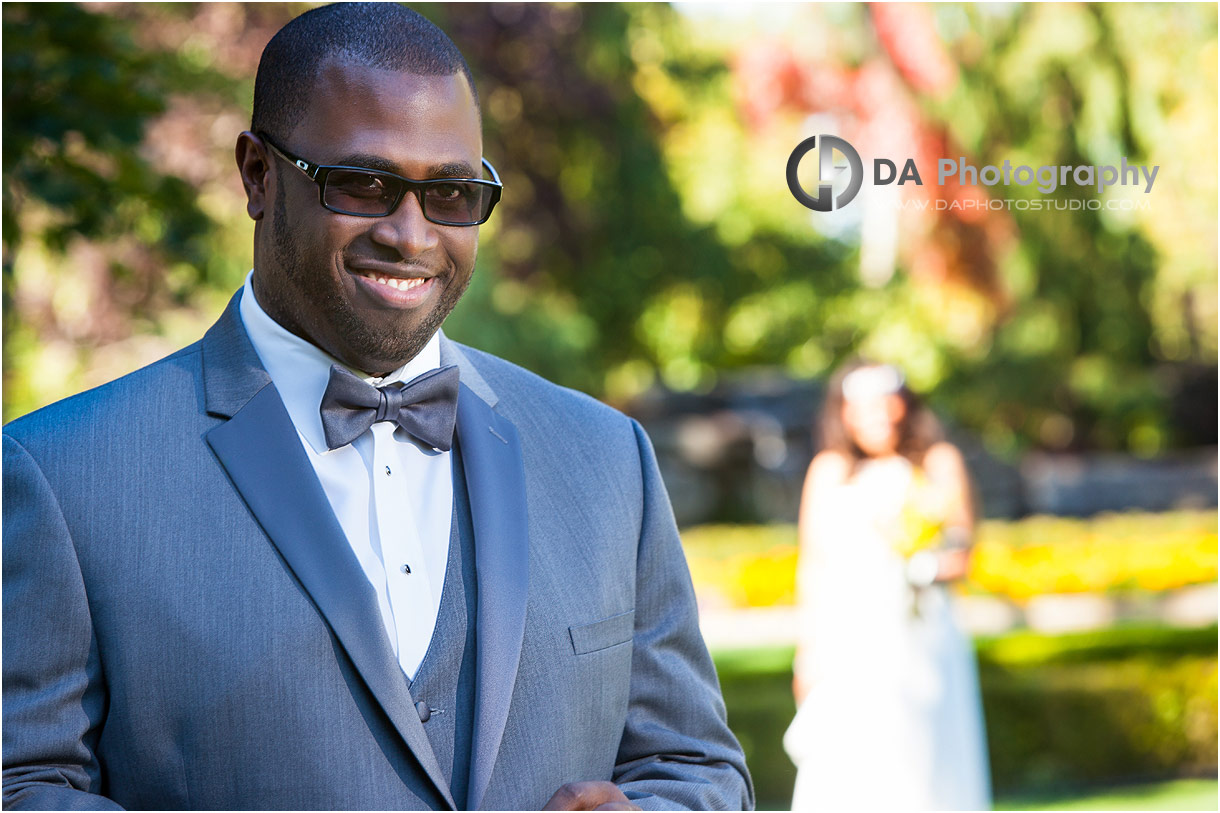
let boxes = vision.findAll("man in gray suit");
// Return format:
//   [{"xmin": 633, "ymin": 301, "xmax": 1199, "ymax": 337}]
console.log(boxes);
[{"xmin": 2, "ymin": 4, "xmax": 752, "ymax": 811}]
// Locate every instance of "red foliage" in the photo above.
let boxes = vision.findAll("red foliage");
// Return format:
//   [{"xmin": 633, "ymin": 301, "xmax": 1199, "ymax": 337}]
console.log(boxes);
[
  {"xmin": 730, "ymin": 9, "xmax": 1011, "ymax": 311},
  {"xmin": 868, "ymin": 3, "xmax": 958, "ymax": 98}
]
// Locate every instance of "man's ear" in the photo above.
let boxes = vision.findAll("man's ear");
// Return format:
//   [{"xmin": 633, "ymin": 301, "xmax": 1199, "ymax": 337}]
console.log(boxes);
[{"xmin": 235, "ymin": 131, "xmax": 270, "ymax": 221}]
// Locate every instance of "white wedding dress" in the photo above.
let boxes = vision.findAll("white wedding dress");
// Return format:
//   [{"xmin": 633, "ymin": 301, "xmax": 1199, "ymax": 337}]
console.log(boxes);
[{"xmin": 783, "ymin": 457, "xmax": 991, "ymax": 811}]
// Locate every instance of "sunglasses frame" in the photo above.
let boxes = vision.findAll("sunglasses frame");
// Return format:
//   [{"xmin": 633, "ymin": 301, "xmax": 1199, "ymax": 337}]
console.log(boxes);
[{"xmin": 258, "ymin": 132, "xmax": 502, "ymax": 226}]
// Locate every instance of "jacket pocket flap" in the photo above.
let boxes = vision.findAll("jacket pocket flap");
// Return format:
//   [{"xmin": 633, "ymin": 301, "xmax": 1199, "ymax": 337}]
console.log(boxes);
[{"xmin": 569, "ymin": 610, "xmax": 635, "ymax": 655}]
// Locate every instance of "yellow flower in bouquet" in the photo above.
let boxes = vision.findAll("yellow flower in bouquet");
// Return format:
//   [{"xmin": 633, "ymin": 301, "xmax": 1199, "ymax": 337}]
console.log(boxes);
[{"xmin": 894, "ymin": 469, "xmax": 951, "ymax": 558}]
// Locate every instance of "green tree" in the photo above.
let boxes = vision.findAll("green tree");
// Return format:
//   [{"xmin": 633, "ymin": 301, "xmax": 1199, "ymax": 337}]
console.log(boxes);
[{"xmin": 3, "ymin": 3, "xmax": 1214, "ymax": 457}]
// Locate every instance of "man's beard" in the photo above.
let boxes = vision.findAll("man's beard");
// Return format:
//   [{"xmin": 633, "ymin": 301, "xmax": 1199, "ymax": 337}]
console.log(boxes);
[{"xmin": 269, "ymin": 178, "xmax": 471, "ymax": 373}]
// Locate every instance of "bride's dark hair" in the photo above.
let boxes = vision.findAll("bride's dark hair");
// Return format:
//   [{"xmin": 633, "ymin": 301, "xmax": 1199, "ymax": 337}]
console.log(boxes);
[{"xmin": 818, "ymin": 359, "xmax": 944, "ymax": 469}]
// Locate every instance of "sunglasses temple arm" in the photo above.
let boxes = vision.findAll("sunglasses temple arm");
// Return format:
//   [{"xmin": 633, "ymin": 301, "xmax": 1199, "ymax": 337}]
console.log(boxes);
[{"xmin": 481, "ymin": 157, "xmax": 502, "ymax": 185}]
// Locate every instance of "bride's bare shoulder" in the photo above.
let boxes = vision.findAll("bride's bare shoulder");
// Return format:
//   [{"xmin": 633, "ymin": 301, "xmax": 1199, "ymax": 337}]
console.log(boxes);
[
  {"xmin": 922, "ymin": 441, "xmax": 968, "ymax": 477},
  {"xmin": 807, "ymin": 449, "xmax": 852, "ymax": 485}
]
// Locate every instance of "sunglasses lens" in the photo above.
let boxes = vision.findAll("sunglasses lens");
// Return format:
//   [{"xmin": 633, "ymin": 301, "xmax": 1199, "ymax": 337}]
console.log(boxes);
[
  {"xmin": 324, "ymin": 170, "xmax": 402, "ymax": 215},
  {"xmin": 321, "ymin": 169, "xmax": 496, "ymax": 224},
  {"xmin": 423, "ymin": 182, "xmax": 491, "ymax": 225}
]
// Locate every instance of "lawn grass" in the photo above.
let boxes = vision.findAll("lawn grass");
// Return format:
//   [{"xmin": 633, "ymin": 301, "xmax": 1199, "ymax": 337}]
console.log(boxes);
[
  {"xmin": 995, "ymin": 777, "xmax": 1218, "ymax": 810},
  {"xmin": 714, "ymin": 646, "xmax": 797, "ymax": 810}
]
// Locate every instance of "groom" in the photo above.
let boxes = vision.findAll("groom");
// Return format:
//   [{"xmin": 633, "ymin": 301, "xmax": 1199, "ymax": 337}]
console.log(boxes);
[{"xmin": 2, "ymin": 4, "xmax": 752, "ymax": 811}]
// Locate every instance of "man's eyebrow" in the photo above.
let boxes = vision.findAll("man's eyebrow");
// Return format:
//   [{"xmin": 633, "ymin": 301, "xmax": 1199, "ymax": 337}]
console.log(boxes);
[
  {"xmin": 430, "ymin": 161, "xmax": 478, "ymax": 179},
  {"xmin": 333, "ymin": 153, "xmax": 478, "ymax": 179}
]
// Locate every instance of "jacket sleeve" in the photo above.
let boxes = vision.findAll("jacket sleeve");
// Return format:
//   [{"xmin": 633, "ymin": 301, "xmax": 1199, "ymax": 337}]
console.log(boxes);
[
  {"xmin": 3, "ymin": 434, "xmax": 124, "ymax": 811},
  {"xmin": 611, "ymin": 421, "xmax": 755, "ymax": 811}
]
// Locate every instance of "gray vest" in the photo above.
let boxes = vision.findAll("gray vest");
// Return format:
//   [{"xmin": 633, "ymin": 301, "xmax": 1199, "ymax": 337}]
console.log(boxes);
[{"xmin": 409, "ymin": 449, "xmax": 478, "ymax": 810}]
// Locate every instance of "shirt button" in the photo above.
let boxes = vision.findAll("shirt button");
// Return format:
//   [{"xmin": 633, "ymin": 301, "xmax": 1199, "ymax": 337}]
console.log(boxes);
[
  {"xmin": 385, "ymin": 466, "xmax": 392, "ymax": 476},
  {"xmin": 400, "ymin": 563, "xmax": 412, "ymax": 574}
]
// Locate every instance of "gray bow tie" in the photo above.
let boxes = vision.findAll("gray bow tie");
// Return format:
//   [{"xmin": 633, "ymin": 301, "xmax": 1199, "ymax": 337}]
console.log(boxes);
[{"xmin": 319, "ymin": 363, "xmax": 460, "ymax": 452}]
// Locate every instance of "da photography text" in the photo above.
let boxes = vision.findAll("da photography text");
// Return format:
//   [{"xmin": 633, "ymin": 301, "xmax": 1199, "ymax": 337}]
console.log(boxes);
[{"xmin": 787, "ymin": 135, "xmax": 1160, "ymax": 212}]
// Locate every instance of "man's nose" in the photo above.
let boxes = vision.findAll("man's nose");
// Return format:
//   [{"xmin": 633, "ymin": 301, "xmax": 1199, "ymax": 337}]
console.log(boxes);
[{"xmin": 367, "ymin": 189, "xmax": 439, "ymax": 256}]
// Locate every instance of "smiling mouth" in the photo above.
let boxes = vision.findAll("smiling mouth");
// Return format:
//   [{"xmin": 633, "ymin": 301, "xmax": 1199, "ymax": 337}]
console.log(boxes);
[{"xmin": 352, "ymin": 270, "xmax": 433, "ymax": 292}]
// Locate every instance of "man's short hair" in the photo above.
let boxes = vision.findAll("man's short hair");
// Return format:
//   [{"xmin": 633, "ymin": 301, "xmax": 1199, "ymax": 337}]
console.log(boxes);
[{"xmin": 252, "ymin": 2, "xmax": 478, "ymax": 140}]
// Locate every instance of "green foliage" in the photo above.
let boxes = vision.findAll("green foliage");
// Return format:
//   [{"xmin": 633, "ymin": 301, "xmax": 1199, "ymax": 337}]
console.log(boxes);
[
  {"xmin": 2, "ymin": 2, "xmax": 252, "ymax": 421},
  {"xmin": 976, "ymin": 624, "xmax": 1219, "ymax": 666},
  {"xmin": 427, "ymin": 4, "xmax": 851, "ymax": 399},
  {"xmin": 2, "ymin": 1, "xmax": 262, "ymax": 417},
  {"xmin": 2, "ymin": 3, "xmax": 215, "ymax": 260},
  {"xmin": 978, "ymin": 646, "xmax": 1218, "ymax": 791},
  {"xmin": 1, "ymin": 3, "xmax": 1214, "ymax": 456},
  {"xmin": 927, "ymin": 3, "xmax": 1218, "ymax": 455}
]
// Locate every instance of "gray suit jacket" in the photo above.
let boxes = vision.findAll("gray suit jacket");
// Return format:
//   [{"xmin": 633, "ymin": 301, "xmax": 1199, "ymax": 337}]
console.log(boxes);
[{"xmin": 2, "ymin": 291, "xmax": 752, "ymax": 811}]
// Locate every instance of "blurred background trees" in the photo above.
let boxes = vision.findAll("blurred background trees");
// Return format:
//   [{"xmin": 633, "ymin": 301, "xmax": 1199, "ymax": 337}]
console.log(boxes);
[
  {"xmin": 4, "ymin": 5, "xmax": 1216, "ymax": 807},
  {"xmin": 4, "ymin": 2, "xmax": 1216, "ymax": 458}
]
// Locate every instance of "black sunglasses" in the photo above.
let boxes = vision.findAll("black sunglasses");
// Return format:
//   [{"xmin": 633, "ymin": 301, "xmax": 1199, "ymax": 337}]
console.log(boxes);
[{"xmin": 258, "ymin": 133, "xmax": 502, "ymax": 226}]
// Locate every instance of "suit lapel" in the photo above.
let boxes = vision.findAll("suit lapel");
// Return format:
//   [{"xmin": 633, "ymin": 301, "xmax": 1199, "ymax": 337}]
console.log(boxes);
[
  {"xmin": 200, "ymin": 293, "xmax": 456, "ymax": 810},
  {"xmin": 441, "ymin": 339, "xmax": 530, "ymax": 812},
  {"xmin": 457, "ymin": 387, "xmax": 530, "ymax": 812}
]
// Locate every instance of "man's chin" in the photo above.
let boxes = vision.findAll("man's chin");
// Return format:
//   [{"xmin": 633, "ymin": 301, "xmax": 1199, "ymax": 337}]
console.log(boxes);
[
  {"xmin": 331, "ymin": 275, "xmax": 467, "ymax": 373},
  {"xmin": 332, "ymin": 319, "xmax": 439, "ymax": 375}
]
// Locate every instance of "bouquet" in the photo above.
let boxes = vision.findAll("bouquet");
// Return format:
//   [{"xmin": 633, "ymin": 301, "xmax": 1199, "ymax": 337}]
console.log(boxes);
[{"xmin": 893, "ymin": 468, "xmax": 961, "ymax": 614}]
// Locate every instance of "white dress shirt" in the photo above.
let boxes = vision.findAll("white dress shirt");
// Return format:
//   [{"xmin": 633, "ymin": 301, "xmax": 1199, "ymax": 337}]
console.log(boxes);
[{"xmin": 239, "ymin": 272, "xmax": 452, "ymax": 680}]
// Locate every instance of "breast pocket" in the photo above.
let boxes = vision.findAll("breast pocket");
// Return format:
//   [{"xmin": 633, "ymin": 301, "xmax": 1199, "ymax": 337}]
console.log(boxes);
[{"xmin": 568, "ymin": 609, "xmax": 635, "ymax": 655}]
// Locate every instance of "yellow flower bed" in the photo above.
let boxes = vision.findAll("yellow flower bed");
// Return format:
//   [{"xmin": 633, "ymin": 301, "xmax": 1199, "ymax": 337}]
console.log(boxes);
[
  {"xmin": 681, "ymin": 510, "xmax": 1218, "ymax": 609},
  {"xmin": 682, "ymin": 525, "xmax": 800, "ymax": 609},
  {"xmin": 970, "ymin": 512, "xmax": 1218, "ymax": 600}
]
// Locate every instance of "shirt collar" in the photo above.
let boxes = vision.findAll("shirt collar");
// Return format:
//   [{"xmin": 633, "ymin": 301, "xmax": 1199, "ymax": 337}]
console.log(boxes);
[{"xmin": 238, "ymin": 271, "xmax": 441, "ymax": 454}]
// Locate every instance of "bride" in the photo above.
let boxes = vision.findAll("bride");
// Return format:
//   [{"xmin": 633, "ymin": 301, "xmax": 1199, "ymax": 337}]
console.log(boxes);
[{"xmin": 784, "ymin": 361, "xmax": 991, "ymax": 811}]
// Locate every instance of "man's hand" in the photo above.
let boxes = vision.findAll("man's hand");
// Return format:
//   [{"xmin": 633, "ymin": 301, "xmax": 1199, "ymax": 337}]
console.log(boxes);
[{"xmin": 542, "ymin": 781, "xmax": 642, "ymax": 811}]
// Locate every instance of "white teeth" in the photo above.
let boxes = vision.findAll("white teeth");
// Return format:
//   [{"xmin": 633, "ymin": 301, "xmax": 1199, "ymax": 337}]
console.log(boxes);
[{"xmin": 361, "ymin": 273, "xmax": 428, "ymax": 291}]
